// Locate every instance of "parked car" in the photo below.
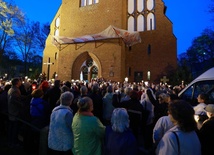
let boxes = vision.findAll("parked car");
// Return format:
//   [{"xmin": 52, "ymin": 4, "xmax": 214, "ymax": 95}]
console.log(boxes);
[{"xmin": 178, "ymin": 67, "xmax": 214, "ymax": 106}]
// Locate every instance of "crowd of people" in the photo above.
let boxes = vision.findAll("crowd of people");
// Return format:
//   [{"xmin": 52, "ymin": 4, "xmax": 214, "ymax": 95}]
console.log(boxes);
[{"xmin": 0, "ymin": 77, "xmax": 214, "ymax": 155}]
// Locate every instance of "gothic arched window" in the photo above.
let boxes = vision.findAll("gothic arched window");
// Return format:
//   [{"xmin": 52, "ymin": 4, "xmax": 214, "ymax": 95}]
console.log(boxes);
[
  {"xmin": 137, "ymin": 15, "xmax": 145, "ymax": 31},
  {"xmin": 54, "ymin": 16, "xmax": 60, "ymax": 36},
  {"xmin": 127, "ymin": 0, "xmax": 156, "ymax": 31},
  {"xmin": 147, "ymin": 13, "xmax": 155, "ymax": 31}
]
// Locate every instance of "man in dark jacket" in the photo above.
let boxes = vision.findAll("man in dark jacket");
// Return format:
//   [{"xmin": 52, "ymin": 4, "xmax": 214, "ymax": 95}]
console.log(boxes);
[
  {"xmin": 46, "ymin": 80, "xmax": 61, "ymax": 112},
  {"xmin": 88, "ymin": 84, "xmax": 103, "ymax": 122},
  {"xmin": 198, "ymin": 104, "xmax": 214, "ymax": 155},
  {"xmin": 7, "ymin": 78, "xmax": 24, "ymax": 148},
  {"xmin": 113, "ymin": 90, "xmax": 144, "ymax": 141}
]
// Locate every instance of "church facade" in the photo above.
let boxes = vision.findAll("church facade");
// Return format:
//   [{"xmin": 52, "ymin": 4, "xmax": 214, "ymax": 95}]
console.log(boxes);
[{"xmin": 42, "ymin": 0, "xmax": 177, "ymax": 83}]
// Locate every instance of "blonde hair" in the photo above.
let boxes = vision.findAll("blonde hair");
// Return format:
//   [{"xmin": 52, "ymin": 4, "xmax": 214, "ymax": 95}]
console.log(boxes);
[{"xmin": 77, "ymin": 97, "xmax": 92, "ymax": 112}]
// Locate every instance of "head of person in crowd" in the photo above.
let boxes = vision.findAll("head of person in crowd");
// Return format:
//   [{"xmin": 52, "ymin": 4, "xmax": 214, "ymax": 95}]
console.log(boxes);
[
  {"xmin": 130, "ymin": 90, "xmax": 139, "ymax": 101},
  {"xmin": 4, "ymin": 84, "xmax": 12, "ymax": 92},
  {"xmin": 146, "ymin": 87, "xmax": 156, "ymax": 100},
  {"xmin": 111, "ymin": 108, "xmax": 130, "ymax": 133},
  {"xmin": 31, "ymin": 89, "xmax": 44, "ymax": 98},
  {"xmin": 158, "ymin": 93, "xmax": 170, "ymax": 104},
  {"xmin": 64, "ymin": 81, "xmax": 71, "ymax": 89},
  {"xmin": 132, "ymin": 85, "xmax": 138, "ymax": 91},
  {"xmin": 91, "ymin": 83, "xmax": 100, "ymax": 94},
  {"xmin": 80, "ymin": 85, "xmax": 88, "ymax": 95},
  {"xmin": 77, "ymin": 96, "xmax": 93, "ymax": 112},
  {"xmin": 172, "ymin": 86, "xmax": 181, "ymax": 96},
  {"xmin": 54, "ymin": 80, "xmax": 61, "ymax": 88},
  {"xmin": 39, "ymin": 80, "xmax": 49, "ymax": 92},
  {"xmin": 124, "ymin": 87, "xmax": 132, "ymax": 96},
  {"xmin": 168, "ymin": 100, "xmax": 197, "ymax": 132},
  {"xmin": 61, "ymin": 85, "xmax": 70, "ymax": 94},
  {"xmin": 204, "ymin": 104, "xmax": 214, "ymax": 118},
  {"xmin": 60, "ymin": 91, "xmax": 74, "ymax": 106},
  {"xmin": 11, "ymin": 77, "xmax": 21, "ymax": 87},
  {"xmin": 106, "ymin": 85, "xmax": 113, "ymax": 93},
  {"xmin": 169, "ymin": 93, "xmax": 179, "ymax": 102},
  {"xmin": 197, "ymin": 93, "xmax": 209, "ymax": 104}
]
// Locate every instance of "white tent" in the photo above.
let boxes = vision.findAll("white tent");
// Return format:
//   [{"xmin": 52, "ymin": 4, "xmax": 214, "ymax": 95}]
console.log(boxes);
[{"xmin": 52, "ymin": 25, "xmax": 141, "ymax": 47}]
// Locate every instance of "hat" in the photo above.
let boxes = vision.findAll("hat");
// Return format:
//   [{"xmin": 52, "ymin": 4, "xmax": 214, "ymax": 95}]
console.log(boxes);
[{"xmin": 205, "ymin": 104, "xmax": 214, "ymax": 114}]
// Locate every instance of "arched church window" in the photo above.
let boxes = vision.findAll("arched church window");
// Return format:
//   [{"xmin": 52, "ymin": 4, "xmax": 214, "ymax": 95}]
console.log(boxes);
[
  {"xmin": 55, "ymin": 17, "xmax": 60, "ymax": 28},
  {"xmin": 128, "ymin": 0, "xmax": 134, "ymax": 14},
  {"xmin": 147, "ymin": 0, "xmax": 155, "ymax": 11},
  {"xmin": 82, "ymin": 66, "xmax": 88, "ymax": 80},
  {"xmin": 86, "ymin": 58, "xmax": 93, "ymax": 67},
  {"xmin": 54, "ymin": 29, "xmax": 59, "ymax": 36},
  {"xmin": 80, "ymin": 0, "xmax": 99, "ymax": 7},
  {"xmin": 82, "ymin": 66, "xmax": 88, "ymax": 73},
  {"xmin": 137, "ymin": 15, "xmax": 145, "ymax": 31},
  {"xmin": 91, "ymin": 66, "xmax": 98, "ymax": 79},
  {"xmin": 54, "ymin": 16, "xmax": 60, "ymax": 36},
  {"xmin": 128, "ymin": 16, "xmax": 135, "ymax": 31},
  {"xmin": 91, "ymin": 66, "xmax": 98, "ymax": 73},
  {"xmin": 127, "ymin": 0, "xmax": 156, "ymax": 31},
  {"xmin": 137, "ymin": 0, "xmax": 144, "ymax": 12},
  {"xmin": 147, "ymin": 13, "xmax": 155, "ymax": 30}
]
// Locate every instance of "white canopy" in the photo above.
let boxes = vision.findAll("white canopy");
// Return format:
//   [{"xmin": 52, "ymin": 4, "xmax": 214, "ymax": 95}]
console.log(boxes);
[{"xmin": 52, "ymin": 25, "xmax": 141, "ymax": 47}]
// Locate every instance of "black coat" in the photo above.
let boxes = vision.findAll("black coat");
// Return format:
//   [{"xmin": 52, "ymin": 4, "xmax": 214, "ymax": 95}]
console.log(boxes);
[
  {"xmin": 113, "ymin": 98, "xmax": 144, "ymax": 139},
  {"xmin": 198, "ymin": 116, "xmax": 214, "ymax": 155}
]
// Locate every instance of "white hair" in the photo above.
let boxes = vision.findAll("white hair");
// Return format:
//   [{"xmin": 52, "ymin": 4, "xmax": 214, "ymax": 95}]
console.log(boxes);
[
  {"xmin": 60, "ymin": 91, "xmax": 74, "ymax": 106},
  {"xmin": 111, "ymin": 108, "xmax": 129, "ymax": 133}
]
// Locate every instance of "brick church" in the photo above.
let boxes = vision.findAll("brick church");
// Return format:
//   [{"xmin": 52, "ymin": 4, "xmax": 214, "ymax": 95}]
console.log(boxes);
[{"xmin": 42, "ymin": 0, "xmax": 177, "ymax": 83}]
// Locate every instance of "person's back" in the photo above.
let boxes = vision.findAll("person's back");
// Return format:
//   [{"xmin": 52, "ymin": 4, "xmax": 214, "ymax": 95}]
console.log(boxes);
[
  {"xmin": 7, "ymin": 78, "xmax": 23, "ymax": 148},
  {"xmin": 71, "ymin": 85, "xmax": 88, "ymax": 115},
  {"xmin": 89, "ymin": 84, "xmax": 103, "ymax": 122},
  {"xmin": 157, "ymin": 126, "xmax": 201, "ymax": 155},
  {"xmin": 72, "ymin": 97, "xmax": 105, "ymax": 155},
  {"xmin": 30, "ymin": 89, "xmax": 50, "ymax": 129},
  {"xmin": 72, "ymin": 114, "xmax": 104, "ymax": 155},
  {"xmin": 105, "ymin": 126, "xmax": 137, "ymax": 155},
  {"xmin": 156, "ymin": 100, "xmax": 201, "ymax": 155},
  {"xmin": 105, "ymin": 108, "xmax": 138, "ymax": 155},
  {"xmin": 0, "ymin": 84, "xmax": 11, "ymax": 114},
  {"xmin": 8, "ymin": 78, "xmax": 23, "ymax": 121},
  {"xmin": 153, "ymin": 115, "xmax": 174, "ymax": 146},
  {"xmin": 120, "ymin": 90, "xmax": 144, "ymax": 139},
  {"xmin": 0, "ymin": 84, "xmax": 11, "ymax": 135},
  {"xmin": 48, "ymin": 92, "xmax": 74, "ymax": 154},
  {"xmin": 46, "ymin": 80, "xmax": 61, "ymax": 111},
  {"xmin": 154, "ymin": 93, "xmax": 170, "ymax": 123},
  {"xmin": 198, "ymin": 104, "xmax": 214, "ymax": 155},
  {"xmin": 102, "ymin": 85, "xmax": 115, "ymax": 125}
]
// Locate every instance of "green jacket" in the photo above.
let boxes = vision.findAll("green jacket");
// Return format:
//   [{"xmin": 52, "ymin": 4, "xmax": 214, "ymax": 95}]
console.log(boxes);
[{"xmin": 72, "ymin": 113, "xmax": 105, "ymax": 155}]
